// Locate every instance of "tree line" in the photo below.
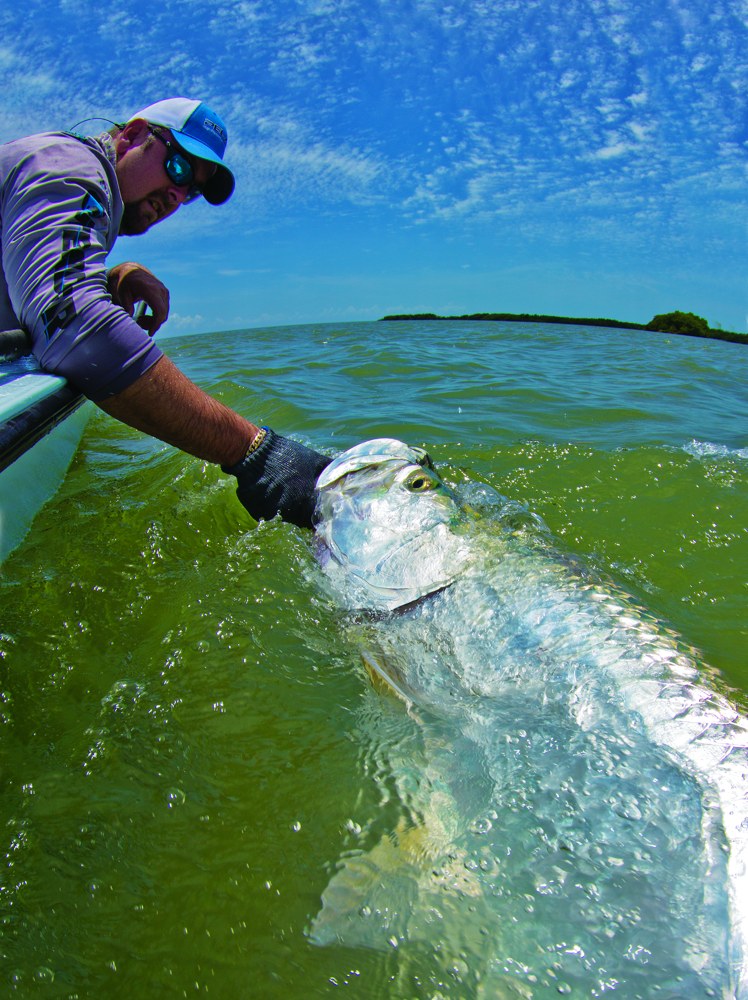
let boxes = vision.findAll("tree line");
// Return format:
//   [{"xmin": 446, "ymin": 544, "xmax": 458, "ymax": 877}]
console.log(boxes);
[{"xmin": 380, "ymin": 310, "xmax": 747, "ymax": 345}]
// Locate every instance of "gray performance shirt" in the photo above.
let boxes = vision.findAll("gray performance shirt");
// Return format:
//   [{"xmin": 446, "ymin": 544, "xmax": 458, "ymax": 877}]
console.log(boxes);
[{"xmin": 0, "ymin": 130, "xmax": 163, "ymax": 398}]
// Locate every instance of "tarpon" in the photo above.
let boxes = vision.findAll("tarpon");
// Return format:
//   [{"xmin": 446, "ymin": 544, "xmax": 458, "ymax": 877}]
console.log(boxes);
[{"xmin": 310, "ymin": 438, "xmax": 748, "ymax": 998}]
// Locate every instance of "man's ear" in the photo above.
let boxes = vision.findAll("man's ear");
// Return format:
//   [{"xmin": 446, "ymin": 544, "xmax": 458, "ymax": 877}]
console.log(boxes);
[{"xmin": 115, "ymin": 118, "xmax": 150, "ymax": 153}]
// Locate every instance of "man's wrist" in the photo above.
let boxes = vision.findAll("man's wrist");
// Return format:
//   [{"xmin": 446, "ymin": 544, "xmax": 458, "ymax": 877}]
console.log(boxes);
[
  {"xmin": 223, "ymin": 426, "xmax": 271, "ymax": 473},
  {"xmin": 244, "ymin": 426, "xmax": 268, "ymax": 459}
]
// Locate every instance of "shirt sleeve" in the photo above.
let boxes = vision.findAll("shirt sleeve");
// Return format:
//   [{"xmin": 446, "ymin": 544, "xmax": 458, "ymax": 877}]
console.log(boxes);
[{"xmin": 0, "ymin": 135, "xmax": 163, "ymax": 399}]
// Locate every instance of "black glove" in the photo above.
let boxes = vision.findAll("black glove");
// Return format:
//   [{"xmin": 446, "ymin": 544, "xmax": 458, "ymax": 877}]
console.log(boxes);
[{"xmin": 222, "ymin": 428, "xmax": 330, "ymax": 529}]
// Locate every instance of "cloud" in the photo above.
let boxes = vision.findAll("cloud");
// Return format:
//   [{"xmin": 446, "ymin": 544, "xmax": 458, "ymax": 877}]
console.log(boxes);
[
  {"xmin": 167, "ymin": 312, "xmax": 205, "ymax": 329},
  {"xmin": 590, "ymin": 141, "xmax": 639, "ymax": 160}
]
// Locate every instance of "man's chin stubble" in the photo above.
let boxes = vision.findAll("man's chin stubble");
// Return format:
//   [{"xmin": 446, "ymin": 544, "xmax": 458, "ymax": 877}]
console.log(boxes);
[{"xmin": 119, "ymin": 203, "xmax": 153, "ymax": 236}]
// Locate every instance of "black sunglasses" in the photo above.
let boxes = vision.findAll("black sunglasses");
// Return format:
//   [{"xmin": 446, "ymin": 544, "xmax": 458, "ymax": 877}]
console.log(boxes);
[{"xmin": 148, "ymin": 127, "xmax": 204, "ymax": 202}]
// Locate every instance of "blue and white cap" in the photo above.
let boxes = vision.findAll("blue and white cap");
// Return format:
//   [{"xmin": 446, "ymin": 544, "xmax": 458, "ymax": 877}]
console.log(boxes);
[{"xmin": 128, "ymin": 97, "xmax": 235, "ymax": 205}]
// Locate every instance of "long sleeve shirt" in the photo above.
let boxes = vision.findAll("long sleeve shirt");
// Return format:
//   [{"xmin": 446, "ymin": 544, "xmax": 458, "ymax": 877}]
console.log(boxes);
[{"xmin": 0, "ymin": 130, "xmax": 162, "ymax": 398}]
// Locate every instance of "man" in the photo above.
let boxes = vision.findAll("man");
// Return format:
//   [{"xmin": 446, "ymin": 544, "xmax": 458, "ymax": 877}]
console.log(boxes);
[{"xmin": 0, "ymin": 97, "xmax": 328, "ymax": 528}]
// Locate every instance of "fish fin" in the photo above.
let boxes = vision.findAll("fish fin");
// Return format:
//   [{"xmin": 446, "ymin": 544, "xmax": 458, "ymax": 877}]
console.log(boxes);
[
  {"xmin": 308, "ymin": 818, "xmax": 487, "ymax": 951},
  {"xmin": 308, "ymin": 831, "xmax": 419, "ymax": 950},
  {"xmin": 361, "ymin": 648, "xmax": 413, "ymax": 706}
]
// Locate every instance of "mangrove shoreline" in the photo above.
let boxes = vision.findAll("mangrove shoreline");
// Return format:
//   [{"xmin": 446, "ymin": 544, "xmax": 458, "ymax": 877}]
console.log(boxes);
[{"xmin": 380, "ymin": 313, "xmax": 748, "ymax": 345}]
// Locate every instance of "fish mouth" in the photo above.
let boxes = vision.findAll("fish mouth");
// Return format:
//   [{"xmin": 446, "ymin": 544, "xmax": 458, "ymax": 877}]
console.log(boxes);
[
  {"xmin": 341, "ymin": 581, "xmax": 452, "ymax": 621},
  {"xmin": 315, "ymin": 517, "xmax": 470, "ymax": 612},
  {"xmin": 389, "ymin": 582, "xmax": 452, "ymax": 615}
]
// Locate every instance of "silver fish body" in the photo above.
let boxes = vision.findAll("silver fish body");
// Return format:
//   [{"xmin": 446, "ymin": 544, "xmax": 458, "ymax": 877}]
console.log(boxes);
[{"xmin": 312, "ymin": 440, "xmax": 748, "ymax": 997}]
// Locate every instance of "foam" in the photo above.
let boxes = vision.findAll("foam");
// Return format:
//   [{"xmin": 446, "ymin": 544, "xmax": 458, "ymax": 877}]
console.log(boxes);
[{"xmin": 683, "ymin": 440, "xmax": 748, "ymax": 460}]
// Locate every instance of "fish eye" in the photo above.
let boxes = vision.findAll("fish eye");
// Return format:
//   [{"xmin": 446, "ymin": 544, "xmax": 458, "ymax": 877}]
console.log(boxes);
[{"xmin": 407, "ymin": 473, "xmax": 434, "ymax": 492}]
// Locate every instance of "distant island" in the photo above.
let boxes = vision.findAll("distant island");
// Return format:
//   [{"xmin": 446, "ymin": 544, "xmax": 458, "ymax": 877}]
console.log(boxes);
[{"xmin": 380, "ymin": 310, "xmax": 748, "ymax": 345}]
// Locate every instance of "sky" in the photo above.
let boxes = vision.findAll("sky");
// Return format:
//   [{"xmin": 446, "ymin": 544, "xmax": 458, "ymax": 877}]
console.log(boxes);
[{"xmin": 1, "ymin": 0, "xmax": 745, "ymax": 334}]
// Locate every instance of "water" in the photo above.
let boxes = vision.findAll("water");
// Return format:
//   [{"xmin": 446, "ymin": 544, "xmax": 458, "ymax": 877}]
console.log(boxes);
[{"xmin": 1, "ymin": 320, "xmax": 746, "ymax": 997}]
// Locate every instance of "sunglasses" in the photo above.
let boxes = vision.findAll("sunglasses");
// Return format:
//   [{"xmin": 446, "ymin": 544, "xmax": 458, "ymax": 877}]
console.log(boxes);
[{"xmin": 148, "ymin": 127, "xmax": 204, "ymax": 202}]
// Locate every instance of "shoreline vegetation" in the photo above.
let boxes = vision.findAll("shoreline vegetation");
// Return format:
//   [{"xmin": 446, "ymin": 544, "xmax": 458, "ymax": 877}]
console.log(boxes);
[{"xmin": 380, "ymin": 311, "xmax": 748, "ymax": 345}]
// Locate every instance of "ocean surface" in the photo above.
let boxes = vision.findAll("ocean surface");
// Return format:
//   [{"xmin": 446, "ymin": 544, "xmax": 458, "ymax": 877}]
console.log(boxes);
[{"xmin": 1, "ymin": 320, "xmax": 746, "ymax": 998}]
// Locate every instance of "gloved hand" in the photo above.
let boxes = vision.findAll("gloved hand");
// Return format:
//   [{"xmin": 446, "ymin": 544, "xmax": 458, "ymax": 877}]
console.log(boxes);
[{"xmin": 222, "ymin": 428, "xmax": 330, "ymax": 529}]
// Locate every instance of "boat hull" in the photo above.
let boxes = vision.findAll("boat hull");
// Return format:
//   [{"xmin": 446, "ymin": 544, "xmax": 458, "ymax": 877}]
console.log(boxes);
[{"xmin": 0, "ymin": 356, "xmax": 89, "ymax": 563}]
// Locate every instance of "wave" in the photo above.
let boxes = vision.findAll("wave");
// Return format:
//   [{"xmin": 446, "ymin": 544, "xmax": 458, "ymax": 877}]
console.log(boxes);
[{"xmin": 683, "ymin": 439, "xmax": 748, "ymax": 460}]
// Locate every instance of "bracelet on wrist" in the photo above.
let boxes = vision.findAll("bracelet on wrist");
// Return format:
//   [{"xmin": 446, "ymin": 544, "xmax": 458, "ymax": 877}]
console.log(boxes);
[{"xmin": 244, "ymin": 426, "xmax": 268, "ymax": 459}]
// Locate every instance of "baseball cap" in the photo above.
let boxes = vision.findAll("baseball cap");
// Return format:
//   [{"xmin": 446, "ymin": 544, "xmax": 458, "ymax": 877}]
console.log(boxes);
[{"xmin": 127, "ymin": 98, "xmax": 235, "ymax": 205}]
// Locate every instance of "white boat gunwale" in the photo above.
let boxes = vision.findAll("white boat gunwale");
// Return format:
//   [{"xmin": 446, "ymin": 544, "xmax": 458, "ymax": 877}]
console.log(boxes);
[{"xmin": 1, "ymin": 330, "xmax": 89, "ymax": 563}]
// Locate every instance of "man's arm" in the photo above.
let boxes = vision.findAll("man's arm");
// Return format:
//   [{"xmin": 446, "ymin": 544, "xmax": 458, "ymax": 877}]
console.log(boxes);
[
  {"xmin": 99, "ymin": 356, "xmax": 330, "ymax": 528},
  {"xmin": 2, "ymin": 134, "xmax": 164, "ymax": 398},
  {"xmin": 98, "ymin": 356, "xmax": 330, "ymax": 528},
  {"xmin": 2, "ymin": 134, "xmax": 328, "ymax": 526},
  {"xmin": 98, "ymin": 353, "xmax": 256, "ymax": 466}
]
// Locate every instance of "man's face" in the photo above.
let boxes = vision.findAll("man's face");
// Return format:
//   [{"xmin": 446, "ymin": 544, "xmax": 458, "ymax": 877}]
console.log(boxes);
[{"xmin": 114, "ymin": 120, "xmax": 216, "ymax": 235}]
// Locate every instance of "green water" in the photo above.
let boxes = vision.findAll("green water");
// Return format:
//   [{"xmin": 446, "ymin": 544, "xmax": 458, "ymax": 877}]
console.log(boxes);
[{"xmin": 1, "ymin": 321, "xmax": 746, "ymax": 997}]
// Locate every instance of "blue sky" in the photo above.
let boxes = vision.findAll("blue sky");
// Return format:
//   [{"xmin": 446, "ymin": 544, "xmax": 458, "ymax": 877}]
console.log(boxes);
[{"xmin": 1, "ymin": 0, "xmax": 745, "ymax": 333}]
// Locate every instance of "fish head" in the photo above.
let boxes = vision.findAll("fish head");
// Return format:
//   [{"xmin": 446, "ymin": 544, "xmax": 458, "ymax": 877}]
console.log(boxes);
[{"xmin": 313, "ymin": 438, "xmax": 472, "ymax": 611}]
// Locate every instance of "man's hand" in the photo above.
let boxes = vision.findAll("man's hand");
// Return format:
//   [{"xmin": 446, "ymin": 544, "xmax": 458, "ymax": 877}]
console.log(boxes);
[
  {"xmin": 107, "ymin": 262, "xmax": 170, "ymax": 335},
  {"xmin": 223, "ymin": 429, "xmax": 331, "ymax": 529}
]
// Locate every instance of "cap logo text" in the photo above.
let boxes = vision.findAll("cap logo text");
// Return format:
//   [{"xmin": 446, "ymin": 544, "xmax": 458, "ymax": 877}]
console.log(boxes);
[{"xmin": 203, "ymin": 118, "xmax": 226, "ymax": 142}]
